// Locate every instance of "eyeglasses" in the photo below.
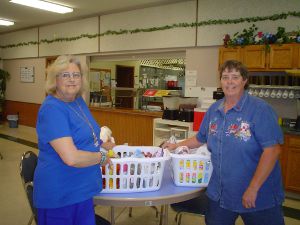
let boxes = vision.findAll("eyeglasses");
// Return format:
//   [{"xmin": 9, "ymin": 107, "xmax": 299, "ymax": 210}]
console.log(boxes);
[
  {"xmin": 57, "ymin": 72, "xmax": 81, "ymax": 80},
  {"xmin": 221, "ymin": 75, "xmax": 242, "ymax": 81}
]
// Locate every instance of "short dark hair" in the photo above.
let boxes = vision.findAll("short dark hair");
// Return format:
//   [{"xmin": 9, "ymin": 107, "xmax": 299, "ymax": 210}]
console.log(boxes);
[{"xmin": 219, "ymin": 60, "xmax": 249, "ymax": 89}]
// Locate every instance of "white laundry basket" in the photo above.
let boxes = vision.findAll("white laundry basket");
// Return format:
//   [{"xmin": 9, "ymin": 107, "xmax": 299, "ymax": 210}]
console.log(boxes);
[
  {"xmin": 170, "ymin": 152, "xmax": 213, "ymax": 187},
  {"xmin": 101, "ymin": 145, "xmax": 170, "ymax": 193}
]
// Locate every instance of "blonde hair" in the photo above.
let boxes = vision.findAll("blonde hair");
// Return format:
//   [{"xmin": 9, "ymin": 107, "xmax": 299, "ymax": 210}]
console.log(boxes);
[{"xmin": 45, "ymin": 55, "xmax": 89, "ymax": 96}]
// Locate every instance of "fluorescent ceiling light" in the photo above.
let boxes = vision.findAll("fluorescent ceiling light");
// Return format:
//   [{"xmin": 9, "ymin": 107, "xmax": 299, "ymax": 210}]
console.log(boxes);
[
  {"xmin": 10, "ymin": 0, "xmax": 73, "ymax": 14},
  {"xmin": 0, "ymin": 19, "xmax": 14, "ymax": 26}
]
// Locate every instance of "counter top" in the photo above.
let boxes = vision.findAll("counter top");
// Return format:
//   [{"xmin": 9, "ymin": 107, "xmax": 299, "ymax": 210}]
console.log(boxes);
[
  {"xmin": 90, "ymin": 107, "xmax": 300, "ymax": 137},
  {"xmin": 89, "ymin": 106, "xmax": 163, "ymax": 118},
  {"xmin": 281, "ymin": 126, "xmax": 300, "ymax": 136}
]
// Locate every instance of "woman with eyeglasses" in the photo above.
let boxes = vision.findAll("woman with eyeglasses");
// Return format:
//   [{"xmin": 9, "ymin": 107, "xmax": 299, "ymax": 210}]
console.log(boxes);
[
  {"xmin": 34, "ymin": 55, "xmax": 115, "ymax": 225},
  {"xmin": 163, "ymin": 60, "xmax": 285, "ymax": 225}
]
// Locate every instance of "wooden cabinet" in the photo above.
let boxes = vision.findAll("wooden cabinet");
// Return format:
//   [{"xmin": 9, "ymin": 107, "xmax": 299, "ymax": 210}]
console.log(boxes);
[
  {"xmin": 219, "ymin": 47, "xmax": 242, "ymax": 67},
  {"xmin": 282, "ymin": 134, "xmax": 300, "ymax": 193},
  {"xmin": 243, "ymin": 45, "xmax": 266, "ymax": 69},
  {"xmin": 269, "ymin": 44, "xmax": 294, "ymax": 69},
  {"xmin": 219, "ymin": 44, "xmax": 300, "ymax": 71},
  {"xmin": 295, "ymin": 45, "xmax": 300, "ymax": 68}
]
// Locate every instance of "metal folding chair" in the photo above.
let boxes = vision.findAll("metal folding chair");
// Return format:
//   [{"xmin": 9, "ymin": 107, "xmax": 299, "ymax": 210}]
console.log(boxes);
[
  {"xmin": 20, "ymin": 151, "xmax": 38, "ymax": 225},
  {"xmin": 170, "ymin": 191, "xmax": 209, "ymax": 225},
  {"xmin": 19, "ymin": 151, "xmax": 111, "ymax": 225}
]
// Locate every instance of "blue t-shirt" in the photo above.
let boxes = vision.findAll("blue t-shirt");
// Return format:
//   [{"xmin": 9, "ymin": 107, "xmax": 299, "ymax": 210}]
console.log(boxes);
[
  {"xmin": 197, "ymin": 91, "xmax": 284, "ymax": 212},
  {"xmin": 34, "ymin": 95, "xmax": 103, "ymax": 208}
]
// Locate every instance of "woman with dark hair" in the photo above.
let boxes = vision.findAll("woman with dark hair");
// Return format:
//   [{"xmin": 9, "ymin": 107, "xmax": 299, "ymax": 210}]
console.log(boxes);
[{"xmin": 164, "ymin": 60, "xmax": 285, "ymax": 225}]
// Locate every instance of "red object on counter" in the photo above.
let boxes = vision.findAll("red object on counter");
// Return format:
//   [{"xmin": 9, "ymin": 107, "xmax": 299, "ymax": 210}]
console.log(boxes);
[
  {"xmin": 167, "ymin": 80, "xmax": 178, "ymax": 88},
  {"xmin": 193, "ymin": 108, "xmax": 206, "ymax": 131},
  {"xmin": 143, "ymin": 89, "xmax": 157, "ymax": 97}
]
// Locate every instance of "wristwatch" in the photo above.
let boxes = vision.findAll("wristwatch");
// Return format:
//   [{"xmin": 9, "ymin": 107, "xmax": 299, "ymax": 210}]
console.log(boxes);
[{"xmin": 99, "ymin": 151, "xmax": 107, "ymax": 165}]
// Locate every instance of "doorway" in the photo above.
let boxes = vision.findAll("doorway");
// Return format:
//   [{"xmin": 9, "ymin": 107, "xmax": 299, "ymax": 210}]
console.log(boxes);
[{"xmin": 115, "ymin": 65, "xmax": 134, "ymax": 108}]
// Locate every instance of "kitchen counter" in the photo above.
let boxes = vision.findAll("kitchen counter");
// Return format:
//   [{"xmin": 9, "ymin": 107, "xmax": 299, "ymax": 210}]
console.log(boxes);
[
  {"xmin": 89, "ymin": 107, "xmax": 299, "ymax": 146},
  {"xmin": 89, "ymin": 106, "xmax": 162, "ymax": 118},
  {"xmin": 281, "ymin": 126, "xmax": 300, "ymax": 136},
  {"xmin": 89, "ymin": 107, "xmax": 162, "ymax": 146}
]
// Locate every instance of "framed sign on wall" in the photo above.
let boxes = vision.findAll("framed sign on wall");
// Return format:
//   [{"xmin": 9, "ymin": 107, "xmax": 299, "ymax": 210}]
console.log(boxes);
[{"xmin": 20, "ymin": 66, "xmax": 35, "ymax": 83}]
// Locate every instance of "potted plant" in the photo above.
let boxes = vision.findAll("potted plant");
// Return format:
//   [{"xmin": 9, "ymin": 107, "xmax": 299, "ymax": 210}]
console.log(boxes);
[{"xmin": 0, "ymin": 68, "xmax": 10, "ymax": 121}]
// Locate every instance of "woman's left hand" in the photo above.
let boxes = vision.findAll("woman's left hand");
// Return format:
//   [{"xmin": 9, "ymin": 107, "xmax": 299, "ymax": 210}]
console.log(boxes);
[
  {"xmin": 242, "ymin": 187, "xmax": 258, "ymax": 208},
  {"xmin": 103, "ymin": 155, "xmax": 113, "ymax": 169}
]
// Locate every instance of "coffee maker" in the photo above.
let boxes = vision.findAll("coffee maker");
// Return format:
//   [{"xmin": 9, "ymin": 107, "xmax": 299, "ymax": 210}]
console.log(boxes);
[
  {"xmin": 162, "ymin": 96, "xmax": 179, "ymax": 120},
  {"xmin": 177, "ymin": 97, "xmax": 198, "ymax": 122}
]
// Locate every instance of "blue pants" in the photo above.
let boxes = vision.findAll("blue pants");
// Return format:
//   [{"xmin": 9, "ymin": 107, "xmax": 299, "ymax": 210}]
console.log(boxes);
[
  {"xmin": 205, "ymin": 198, "xmax": 285, "ymax": 225},
  {"xmin": 37, "ymin": 198, "xmax": 96, "ymax": 225}
]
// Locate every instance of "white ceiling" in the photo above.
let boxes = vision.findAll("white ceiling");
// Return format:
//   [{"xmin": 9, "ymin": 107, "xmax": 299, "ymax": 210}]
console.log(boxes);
[{"xmin": 0, "ymin": 0, "xmax": 189, "ymax": 34}]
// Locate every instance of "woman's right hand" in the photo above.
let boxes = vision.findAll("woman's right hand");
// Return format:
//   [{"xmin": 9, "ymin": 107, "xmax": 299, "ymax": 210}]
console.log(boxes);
[{"xmin": 162, "ymin": 142, "xmax": 178, "ymax": 152}]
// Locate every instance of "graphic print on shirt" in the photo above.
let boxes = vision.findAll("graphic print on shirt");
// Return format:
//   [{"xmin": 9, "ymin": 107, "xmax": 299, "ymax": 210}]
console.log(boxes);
[
  {"xmin": 226, "ymin": 118, "xmax": 251, "ymax": 141},
  {"xmin": 209, "ymin": 118, "xmax": 218, "ymax": 135}
]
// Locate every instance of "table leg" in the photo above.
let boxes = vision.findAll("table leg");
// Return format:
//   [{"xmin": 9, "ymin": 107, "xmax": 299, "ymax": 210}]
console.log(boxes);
[
  {"xmin": 164, "ymin": 204, "xmax": 168, "ymax": 225},
  {"xmin": 160, "ymin": 204, "xmax": 169, "ymax": 225},
  {"xmin": 159, "ymin": 205, "xmax": 164, "ymax": 225},
  {"xmin": 110, "ymin": 206, "xmax": 115, "ymax": 225}
]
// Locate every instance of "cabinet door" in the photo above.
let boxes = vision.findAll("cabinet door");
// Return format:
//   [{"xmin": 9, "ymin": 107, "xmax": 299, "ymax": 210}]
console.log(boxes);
[
  {"xmin": 284, "ymin": 135, "xmax": 300, "ymax": 193},
  {"xmin": 296, "ymin": 45, "xmax": 300, "ymax": 68},
  {"xmin": 243, "ymin": 45, "xmax": 266, "ymax": 69},
  {"xmin": 269, "ymin": 44, "xmax": 294, "ymax": 69},
  {"xmin": 219, "ymin": 47, "xmax": 242, "ymax": 68},
  {"xmin": 285, "ymin": 147, "xmax": 300, "ymax": 192},
  {"xmin": 279, "ymin": 143, "xmax": 287, "ymax": 186}
]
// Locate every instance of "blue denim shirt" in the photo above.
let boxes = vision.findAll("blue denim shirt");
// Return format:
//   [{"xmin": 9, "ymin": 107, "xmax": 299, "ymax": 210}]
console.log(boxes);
[{"xmin": 196, "ymin": 91, "xmax": 284, "ymax": 212}]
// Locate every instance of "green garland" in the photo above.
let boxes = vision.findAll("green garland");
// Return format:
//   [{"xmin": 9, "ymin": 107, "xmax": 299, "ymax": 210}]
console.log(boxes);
[{"xmin": 1, "ymin": 11, "xmax": 300, "ymax": 49}]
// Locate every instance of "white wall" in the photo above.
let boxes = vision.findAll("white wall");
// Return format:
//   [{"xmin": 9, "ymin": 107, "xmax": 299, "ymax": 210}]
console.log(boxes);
[
  {"xmin": 0, "ymin": 28, "xmax": 38, "ymax": 59},
  {"xmin": 4, "ymin": 58, "xmax": 46, "ymax": 103},
  {"xmin": 0, "ymin": 0, "xmax": 299, "ymax": 119},
  {"xmin": 1, "ymin": 0, "xmax": 299, "ymax": 58},
  {"xmin": 39, "ymin": 17, "xmax": 99, "ymax": 57},
  {"xmin": 100, "ymin": 1, "xmax": 197, "ymax": 52},
  {"xmin": 4, "ymin": 55, "xmax": 88, "ymax": 104},
  {"xmin": 197, "ymin": 0, "xmax": 300, "ymax": 46},
  {"xmin": 185, "ymin": 46, "xmax": 220, "ymax": 97}
]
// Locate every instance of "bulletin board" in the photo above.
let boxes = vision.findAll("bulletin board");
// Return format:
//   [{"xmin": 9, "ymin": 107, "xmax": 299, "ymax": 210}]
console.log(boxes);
[{"xmin": 20, "ymin": 66, "xmax": 35, "ymax": 83}]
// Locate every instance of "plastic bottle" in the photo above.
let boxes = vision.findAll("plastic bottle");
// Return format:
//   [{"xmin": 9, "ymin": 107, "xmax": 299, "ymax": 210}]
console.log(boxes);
[
  {"xmin": 179, "ymin": 172, "xmax": 183, "ymax": 183},
  {"xmin": 179, "ymin": 159, "xmax": 184, "ymax": 170},
  {"xmin": 109, "ymin": 162, "xmax": 114, "ymax": 189},
  {"xmin": 186, "ymin": 172, "xmax": 190, "ymax": 183},
  {"xmin": 199, "ymin": 161, "xmax": 204, "ymax": 170},
  {"xmin": 193, "ymin": 160, "xmax": 197, "ymax": 170},
  {"xmin": 198, "ymin": 173, "xmax": 203, "ymax": 183},
  {"xmin": 192, "ymin": 173, "xmax": 196, "ymax": 183},
  {"xmin": 186, "ymin": 160, "xmax": 190, "ymax": 169}
]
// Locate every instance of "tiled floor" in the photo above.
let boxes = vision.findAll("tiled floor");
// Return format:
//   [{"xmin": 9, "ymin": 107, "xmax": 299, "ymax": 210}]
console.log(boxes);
[{"xmin": 0, "ymin": 123, "xmax": 300, "ymax": 225}]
